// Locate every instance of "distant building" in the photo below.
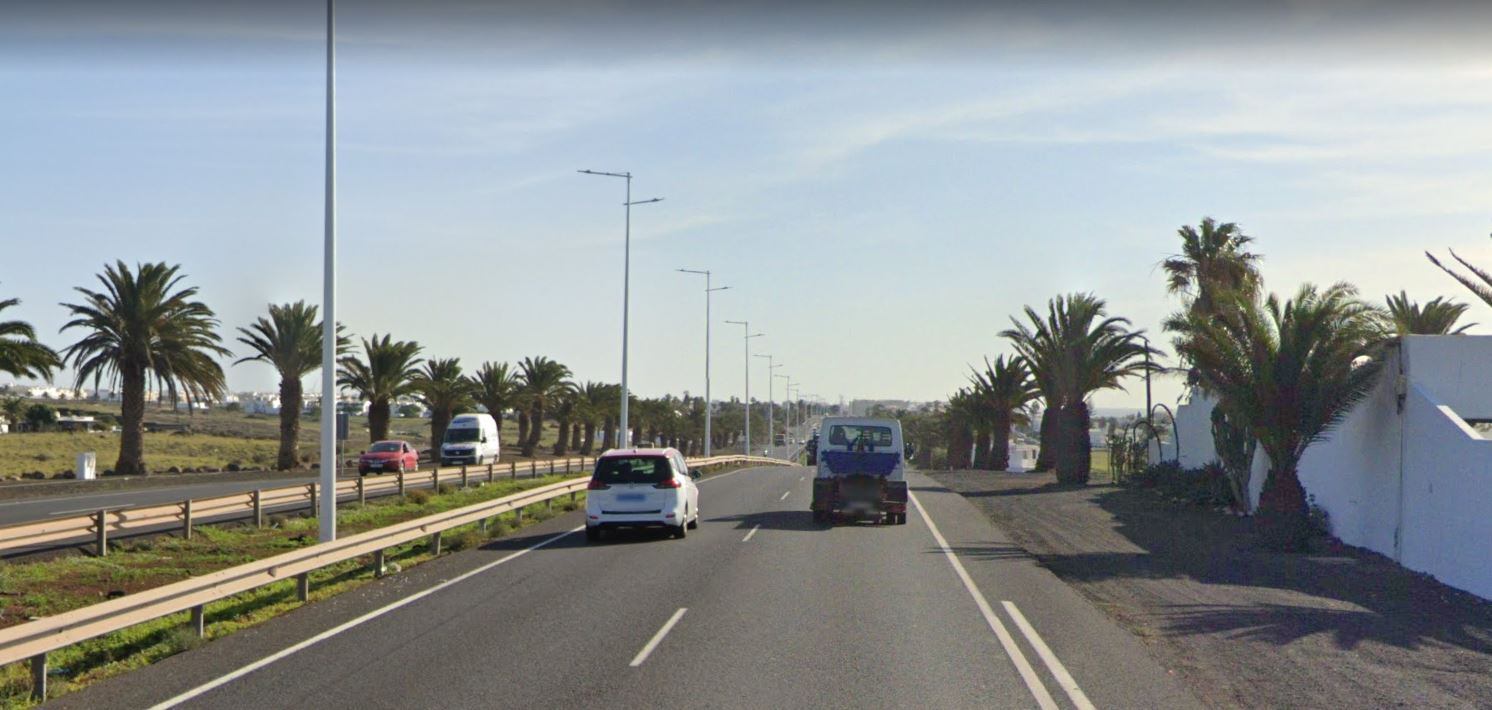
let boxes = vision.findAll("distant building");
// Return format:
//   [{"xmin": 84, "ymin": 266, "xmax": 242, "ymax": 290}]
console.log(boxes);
[{"xmin": 56, "ymin": 416, "xmax": 98, "ymax": 432}]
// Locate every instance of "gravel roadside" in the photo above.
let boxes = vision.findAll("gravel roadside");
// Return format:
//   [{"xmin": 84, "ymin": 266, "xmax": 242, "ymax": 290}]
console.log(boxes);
[{"xmin": 930, "ymin": 469, "xmax": 1492, "ymax": 709}]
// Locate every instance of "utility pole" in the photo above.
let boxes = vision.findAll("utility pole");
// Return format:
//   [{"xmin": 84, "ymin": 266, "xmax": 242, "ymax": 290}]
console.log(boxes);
[
  {"xmin": 725, "ymin": 321, "xmax": 762, "ymax": 455},
  {"xmin": 678, "ymin": 269, "xmax": 728, "ymax": 456},
  {"xmin": 318, "ymin": 0, "xmax": 338, "ymax": 542}
]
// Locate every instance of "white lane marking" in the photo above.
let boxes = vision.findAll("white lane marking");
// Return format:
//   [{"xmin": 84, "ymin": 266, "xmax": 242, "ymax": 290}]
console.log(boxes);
[
  {"xmin": 630, "ymin": 607, "xmax": 688, "ymax": 667},
  {"xmin": 909, "ymin": 491, "xmax": 1060, "ymax": 710},
  {"xmin": 148, "ymin": 525, "xmax": 584, "ymax": 709},
  {"xmin": 1003, "ymin": 601, "xmax": 1096, "ymax": 710},
  {"xmin": 742, "ymin": 525, "xmax": 761, "ymax": 542},
  {"xmin": 779, "ymin": 490, "xmax": 790, "ymax": 501}
]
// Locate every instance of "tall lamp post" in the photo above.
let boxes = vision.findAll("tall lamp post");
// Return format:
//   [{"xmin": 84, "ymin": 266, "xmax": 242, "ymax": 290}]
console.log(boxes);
[
  {"xmin": 754, "ymin": 353, "xmax": 780, "ymax": 455},
  {"xmin": 677, "ymin": 269, "xmax": 729, "ymax": 456},
  {"xmin": 318, "ymin": 0, "xmax": 338, "ymax": 542},
  {"xmin": 724, "ymin": 321, "xmax": 763, "ymax": 455},
  {"xmin": 779, "ymin": 376, "xmax": 795, "ymax": 441},
  {"xmin": 579, "ymin": 169, "xmax": 662, "ymax": 447}
]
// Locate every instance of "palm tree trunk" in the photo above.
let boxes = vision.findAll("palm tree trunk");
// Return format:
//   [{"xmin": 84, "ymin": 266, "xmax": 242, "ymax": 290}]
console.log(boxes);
[
  {"xmin": 553, "ymin": 419, "xmax": 570, "ymax": 456},
  {"xmin": 990, "ymin": 414, "xmax": 1011, "ymax": 471},
  {"xmin": 1035, "ymin": 405, "xmax": 1057, "ymax": 472},
  {"xmin": 570, "ymin": 424, "xmax": 582, "ymax": 451},
  {"xmin": 523, "ymin": 406, "xmax": 543, "ymax": 456},
  {"xmin": 601, "ymin": 416, "xmax": 615, "ymax": 452},
  {"xmin": 581, "ymin": 421, "xmax": 596, "ymax": 455},
  {"xmin": 972, "ymin": 429, "xmax": 991, "ymax": 469},
  {"xmin": 517, "ymin": 411, "xmax": 530, "ymax": 452},
  {"xmin": 1257, "ymin": 458, "xmax": 1310, "ymax": 550},
  {"xmin": 1054, "ymin": 402, "xmax": 1092, "ymax": 485},
  {"xmin": 116, "ymin": 363, "xmax": 147, "ymax": 475},
  {"xmin": 369, "ymin": 399, "xmax": 392, "ymax": 442},
  {"xmin": 430, "ymin": 407, "xmax": 452, "ymax": 450},
  {"xmin": 276, "ymin": 377, "xmax": 302, "ymax": 470}
]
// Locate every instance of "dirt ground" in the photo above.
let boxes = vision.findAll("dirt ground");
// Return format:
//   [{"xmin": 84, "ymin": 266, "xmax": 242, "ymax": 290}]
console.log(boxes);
[{"xmin": 930, "ymin": 470, "xmax": 1492, "ymax": 709}]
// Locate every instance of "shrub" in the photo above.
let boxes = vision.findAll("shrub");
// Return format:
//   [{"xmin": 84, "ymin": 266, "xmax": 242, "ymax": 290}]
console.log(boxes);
[
  {"xmin": 1126, "ymin": 460, "xmax": 1235, "ymax": 508},
  {"xmin": 405, "ymin": 489, "xmax": 432, "ymax": 505},
  {"xmin": 436, "ymin": 483, "xmax": 456, "ymax": 495},
  {"xmin": 445, "ymin": 528, "xmax": 485, "ymax": 552}
]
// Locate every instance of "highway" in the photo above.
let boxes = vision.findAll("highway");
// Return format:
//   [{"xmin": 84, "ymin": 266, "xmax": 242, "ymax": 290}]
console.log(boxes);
[{"xmin": 51, "ymin": 464, "xmax": 1200, "ymax": 709}]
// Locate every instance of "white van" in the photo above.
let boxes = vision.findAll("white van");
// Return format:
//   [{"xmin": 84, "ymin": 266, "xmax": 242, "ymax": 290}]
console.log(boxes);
[{"xmin": 441, "ymin": 413, "xmax": 500, "ymax": 465}]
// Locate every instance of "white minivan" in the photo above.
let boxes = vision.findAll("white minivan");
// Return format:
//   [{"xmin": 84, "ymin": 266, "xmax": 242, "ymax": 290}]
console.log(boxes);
[
  {"xmin": 585, "ymin": 448, "xmax": 700, "ymax": 541},
  {"xmin": 440, "ymin": 413, "xmax": 500, "ymax": 465}
]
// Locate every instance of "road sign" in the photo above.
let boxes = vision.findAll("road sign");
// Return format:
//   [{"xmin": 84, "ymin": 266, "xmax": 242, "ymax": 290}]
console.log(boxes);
[{"xmin": 336, "ymin": 411, "xmax": 350, "ymax": 441}]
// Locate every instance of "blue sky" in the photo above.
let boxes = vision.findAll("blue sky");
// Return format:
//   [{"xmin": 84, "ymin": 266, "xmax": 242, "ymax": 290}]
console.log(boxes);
[{"xmin": 3, "ymin": 1, "xmax": 1492, "ymax": 411}]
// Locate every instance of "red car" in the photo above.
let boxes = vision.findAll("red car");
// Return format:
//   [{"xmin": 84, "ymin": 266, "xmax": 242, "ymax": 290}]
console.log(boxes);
[{"xmin": 358, "ymin": 440, "xmax": 418, "ymax": 475}]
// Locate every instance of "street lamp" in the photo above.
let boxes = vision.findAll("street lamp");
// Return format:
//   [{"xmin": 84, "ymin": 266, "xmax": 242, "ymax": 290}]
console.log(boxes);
[
  {"xmin": 579, "ymin": 169, "xmax": 663, "ymax": 447},
  {"xmin": 724, "ymin": 321, "xmax": 763, "ymax": 455},
  {"xmin": 319, "ymin": 0, "xmax": 338, "ymax": 542},
  {"xmin": 677, "ymin": 269, "xmax": 729, "ymax": 456},
  {"xmin": 754, "ymin": 353, "xmax": 780, "ymax": 455},
  {"xmin": 778, "ymin": 376, "xmax": 795, "ymax": 441}
]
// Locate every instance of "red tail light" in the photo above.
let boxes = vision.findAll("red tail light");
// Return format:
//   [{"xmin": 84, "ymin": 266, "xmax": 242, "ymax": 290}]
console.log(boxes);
[
  {"xmin": 587, "ymin": 478, "xmax": 610, "ymax": 490},
  {"xmin": 654, "ymin": 477, "xmax": 683, "ymax": 489}
]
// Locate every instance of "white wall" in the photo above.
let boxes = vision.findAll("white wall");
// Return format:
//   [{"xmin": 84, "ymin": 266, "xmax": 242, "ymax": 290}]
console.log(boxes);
[{"xmin": 1153, "ymin": 336, "xmax": 1492, "ymax": 601}]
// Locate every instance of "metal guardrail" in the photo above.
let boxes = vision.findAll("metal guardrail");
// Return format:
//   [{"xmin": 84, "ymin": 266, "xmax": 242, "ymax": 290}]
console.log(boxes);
[
  {"xmin": 0, "ymin": 456, "xmax": 606, "ymax": 557},
  {"xmin": 0, "ymin": 454, "xmax": 784, "ymax": 700}
]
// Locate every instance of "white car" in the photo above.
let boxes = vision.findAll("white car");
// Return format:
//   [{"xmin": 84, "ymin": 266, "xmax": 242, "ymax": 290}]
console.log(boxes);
[{"xmin": 585, "ymin": 448, "xmax": 700, "ymax": 541}]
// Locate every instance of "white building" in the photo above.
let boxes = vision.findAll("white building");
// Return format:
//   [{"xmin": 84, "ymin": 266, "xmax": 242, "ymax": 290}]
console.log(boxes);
[{"xmin": 1161, "ymin": 336, "xmax": 1492, "ymax": 601}]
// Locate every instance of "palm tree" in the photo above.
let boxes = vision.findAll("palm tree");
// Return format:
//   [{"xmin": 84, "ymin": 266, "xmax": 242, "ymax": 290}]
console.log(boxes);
[
  {"xmin": 945, "ymin": 389, "xmax": 976, "ymax": 469},
  {"xmin": 1, "ymin": 396, "xmax": 26, "ymax": 432},
  {"xmin": 0, "ymin": 291, "xmax": 60, "ymax": 381},
  {"xmin": 551, "ymin": 389, "xmax": 578, "ymax": 456},
  {"xmin": 968, "ymin": 355, "xmax": 1039, "ymax": 471},
  {"xmin": 1176, "ymin": 283, "xmax": 1382, "ymax": 549},
  {"xmin": 517, "ymin": 356, "xmax": 574, "ymax": 457},
  {"xmin": 337, "ymin": 335, "xmax": 423, "ymax": 443},
  {"xmin": 576, "ymin": 381, "xmax": 615, "ymax": 454},
  {"xmin": 60, "ymin": 262, "xmax": 229, "ymax": 475},
  {"xmin": 1003, "ymin": 294, "xmax": 1153, "ymax": 485},
  {"xmin": 1161, "ymin": 217, "xmax": 1261, "ymax": 317},
  {"xmin": 1381, "ymin": 291, "xmax": 1473, "ymax": 336},
  {"xmin": 1427, "ymin": 237, "xmax": 1492, "ymax": 309},
  {"xmin": 414, "ymin": 358, "xmax": 474, "ymax": 448},
  {"xmin": 235, "ymin": 301, "xmax": 347, "ymax": 470},
  {"xmin": 470, "ymin": 361, "xmax": 521, "ymax": 447}
]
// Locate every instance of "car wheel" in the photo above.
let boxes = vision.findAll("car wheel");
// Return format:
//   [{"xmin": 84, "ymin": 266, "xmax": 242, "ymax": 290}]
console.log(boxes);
[
  {"xmin": 687, "ymin": 514, "xmax": 699, "ymax": 530},
  {"xmin": 673, "ymin": 523, "xmax": 687, "ymax": 539}
]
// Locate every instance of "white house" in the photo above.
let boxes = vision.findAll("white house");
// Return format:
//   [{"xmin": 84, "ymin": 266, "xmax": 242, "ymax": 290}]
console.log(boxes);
[
  {"xmin": 1160, "ymin": 336, "xmax": 1492, "ymax": 601},
  {"xmin": 243, "ymin": 394, "xmax": 282, "ymax": 415}
]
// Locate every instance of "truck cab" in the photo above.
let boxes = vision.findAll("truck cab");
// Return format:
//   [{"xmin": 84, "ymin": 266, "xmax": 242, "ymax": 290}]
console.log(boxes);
[{"xmin": 810, "ymin": 417, "xmax": 908, "ymax": 525}]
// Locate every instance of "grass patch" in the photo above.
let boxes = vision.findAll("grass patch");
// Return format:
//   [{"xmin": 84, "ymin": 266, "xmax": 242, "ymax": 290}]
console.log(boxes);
[
  {"xmin": 0, "ymin": 474, "xmax": 582, "ymax": 707},
  {"xmin": 0, "ymin": 432, "xmax": 280, "ymax": 478}
]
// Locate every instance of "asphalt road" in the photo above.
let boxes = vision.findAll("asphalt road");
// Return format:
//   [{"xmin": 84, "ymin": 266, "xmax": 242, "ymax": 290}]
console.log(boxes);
[{"xmin": 52, "ymin": 465, "xmax": 1200, "ymax": 709}]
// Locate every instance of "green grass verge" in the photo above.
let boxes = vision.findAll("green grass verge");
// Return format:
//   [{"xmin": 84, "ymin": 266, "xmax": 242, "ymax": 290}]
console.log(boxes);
[{"xmin": 0, "ymin": 473, "xmax": 584, "ymax": 707}]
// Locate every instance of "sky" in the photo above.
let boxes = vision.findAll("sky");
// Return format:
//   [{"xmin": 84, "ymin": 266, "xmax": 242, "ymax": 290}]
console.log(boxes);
[{"xmin": 3, "ymin": 0, "xmax": 1492, "ymax": 411}]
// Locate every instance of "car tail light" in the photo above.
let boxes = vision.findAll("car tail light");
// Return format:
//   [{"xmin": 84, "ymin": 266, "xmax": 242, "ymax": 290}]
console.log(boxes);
[
  {"xmin": 654, "ymin": 477, "xmax": 682, "ymax": 489},
  {"xmin": 587, "ymin": 478, "xmax": 610, "ymax": 490}
]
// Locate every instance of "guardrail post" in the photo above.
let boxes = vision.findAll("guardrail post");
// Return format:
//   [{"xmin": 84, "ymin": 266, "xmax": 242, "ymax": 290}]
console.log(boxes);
[
  {"xmin": 182, "ymin": 499, "xmax": 193, "ymax": 540},
  {"xmin": 461, "ymin": 465, "xmax": 469, "ymax": 489},
  {"xmin": 487, "ymin": 462, "xmax": 494, "ymax": 483},
  {"xmin": 431, "ymin": 467, "xmax": 438, "ymax": 490},
  {"xmin": 190, "ymin": 604, "xmax": 206, "ymax": 638},
  {"xmin": 296, "ymin": 572, "xmax": 310, "ymax": 602},
  {"xmin": 30, "ymin": 653, "xmax": 45, "ymax": 701},
  {"xmin": 308, "ymin": 483, "xmax": 317, "ymax": 517},
  {"xmin": 356, "ymin": 477, "xmax": 366, "ymax": 505},
  {"xmin": 510, "ymin": 462, "xmax": 517, "ymax": 480},
  {"xmin": 530, "ymin": 461, "xmax": 537, "ymax": 478},
  {"xmin": 397, "ymin": 470, "xmax": 406, "ymax": 498},
  {"xmin": 94, "ymin": 510, "xmax": 108, "ymax": 557},
  {"xmin": 515, "ymin": 505, "xmax": 524, "ymax": 526},
  {"xmin": 570, "ymin": 491, "xmax": 577, "ymax": 506},
  {"xmin": 430, "ymin": 531, "xmax": 442, "ymax": 555},
  {"xmin": 253, "ymin": 489, "xmax": 264, "ymax": 528},
  {"xmin": 548, "ymin": 460, "xmax": 555, "ymax": 475},
  {"xmin": 373, "ymin": 548, "xmax": 386, "ymax": 578}
]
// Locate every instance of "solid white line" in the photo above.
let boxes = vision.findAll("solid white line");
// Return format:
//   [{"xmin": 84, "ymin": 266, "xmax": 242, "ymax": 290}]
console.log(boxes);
[
  {"xmin": 148, "ymin": 525, "xmax": 585, "ymax": 709},
  {"xmin": 909, "ymin": 491, "xmax": 1059, "ymax": 710},
  {"xmin": 779, "ymin": 490, "xmax": 790, "ymax": 501},
  {"xmin": 1003, "ymin": 600, "xmax": 1096, "ymax": 710},
  {"xmin": 629, "ymin": 607, "xmax": 687, "ymax": 667},
  {"xmin": 742, "ymin": 524, "xmax": 761, "ymax": 542}
]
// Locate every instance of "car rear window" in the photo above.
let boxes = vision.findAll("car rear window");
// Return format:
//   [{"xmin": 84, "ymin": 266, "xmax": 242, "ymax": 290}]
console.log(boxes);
[
  {"xmin": 826, "ymin": 425, "xmax": 894, "ymax": 450},
  {"xmin": 593, "ymin": 456, "xmax": 672, "ymax": 484},
  {"xmin": 370, "ymin": 442, "xmax": 401, "ymax": 452}
]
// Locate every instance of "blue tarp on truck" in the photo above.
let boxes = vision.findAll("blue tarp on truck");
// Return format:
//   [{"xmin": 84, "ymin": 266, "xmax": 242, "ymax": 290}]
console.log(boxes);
[{"xmin": 821, "ymin": 450, "xmax": 900, "ymax": 477}]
